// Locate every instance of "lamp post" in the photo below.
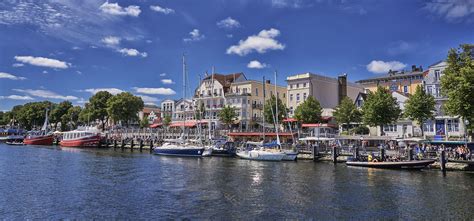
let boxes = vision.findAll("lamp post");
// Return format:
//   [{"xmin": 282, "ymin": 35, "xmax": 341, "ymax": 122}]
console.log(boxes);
[{"xmin": 465, "ymin": 119, "xmax": 470, "ymax": 145}]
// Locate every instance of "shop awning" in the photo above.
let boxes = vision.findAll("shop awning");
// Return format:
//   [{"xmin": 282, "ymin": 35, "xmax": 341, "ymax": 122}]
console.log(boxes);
[
  {"xmin": 169, "ymin": 121, "xmax": 208, "ymax": 127},
  {"xmin": 302, "ymin": 123, "xmax": 337, "ymax": 128},
  {"xmin": 149, "ymin": 123, "xmax": 162, "ymax": 128}
]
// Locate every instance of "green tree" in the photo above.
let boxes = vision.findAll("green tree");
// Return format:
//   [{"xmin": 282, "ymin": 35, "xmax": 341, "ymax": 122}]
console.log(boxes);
[
  {"xmin": 0, "ymin": 111, "xmax": 6, "ymax": 125},
  {"xmin": 263, "ymin": 95, "xmax": 288, "ymax": 124},
  {"xmin": 333, "ymin": 96, "xmax": 361, "ymax": 131},
  {"xmin": 89, "ymin": 91, "xmax": 113, "ymax": 130},
  {"xmin": 140, "ymin": 116, "xmax": 149, "ymax": 128},
  {"xmin": 163, "ymin": 115, "xmax": 172, "ymax": 128},
  {"xmin": 404, "ymin": 85, "xmax": 436, "ymax": 136},
  {"xmin": 218, "ymin": 105, "xmax": 237, "ymax": 129},
  {"xmin": 362, "ymin": 86, "xmax": 401, "ymax": 135},
  {"xmin": 79, "ymin": 103, "xmax": 92, "ymax": 125},
  {"xmin": 16, "ymin": 101, "xmax": 53, "ymax": 130},
  {"xmin": 50, "ymin": 101, "xmax": 73, "ymax": 131},
  {"xmin": 64, "ymin": 106, "xmax": 82, "ymax": 130},
  {"xmin": 294, "ymin": 96, "xmax": 322, "ymax": 123},
  {"xmin": 107, "ymin": 92, "xmax": 144, "ymax": 127},
  {"xmin": 440, "ymin": 44, "xmax": 474, "ymax": 137}
]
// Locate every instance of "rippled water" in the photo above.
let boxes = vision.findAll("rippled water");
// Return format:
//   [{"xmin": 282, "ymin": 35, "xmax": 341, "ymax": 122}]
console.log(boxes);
[{"xmin": 1, "ymin": 143, "xmax": 473, "ymax": 219}]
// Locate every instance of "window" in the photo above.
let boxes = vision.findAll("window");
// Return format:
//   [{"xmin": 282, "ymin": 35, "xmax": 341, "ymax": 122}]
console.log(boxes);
[
  {"xmin": 427, "ymin": 86, "xmax": 433, "ymax": 95},
  {"xmin": 296, "ymin": 93, "xmax": 300, "ymax": 102},
  {"xmin": 423, "ymin": 122, "xmax": 434, "ymax": 132},
  {"xmin": 296, "ymin": 83, "xmax": 299, "ymax": 88},
  {"xmin": 283, "ymin": 93, "xmax": 286, "ymax": 98},
  {"xmin": 255, "ymin": 88, "xmax": 259, "ymax": 96},
  {"xmin": 303, "ymin": 83, "xmax": 307, "ymax": 87},
  {"xmin": 290, "ymin": 84, "xmax": 293, "ymax": 89},
  {"xmin": 290, "ymin": 94, "xmax": 293, "ymax": 101},
  {"xmin": 383, "ymin": 124, "xmax": 397, "ymax": 132},
  {"xmin": 303, "ymin": 93, "xmax": 307, "ymax": 101},
  {"xmin": 435, "ymin": 70, "xmax": 440, "ymax": 81},
  {"xmin": 290, "ymin": 106, "xmax": 293, "ymax": 114},
  {"xmin": 403, "ymin": 86, "xmax": 408, "ymax": 93},
  {"xmin": 447, "ymin": 119, "xmax": 459, "ymax": 132}
]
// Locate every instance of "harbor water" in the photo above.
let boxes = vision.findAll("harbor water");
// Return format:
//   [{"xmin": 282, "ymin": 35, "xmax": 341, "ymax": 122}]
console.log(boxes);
[{"xmin": 1, "ymin": 143, "xmax": 473, "ymax": 219}]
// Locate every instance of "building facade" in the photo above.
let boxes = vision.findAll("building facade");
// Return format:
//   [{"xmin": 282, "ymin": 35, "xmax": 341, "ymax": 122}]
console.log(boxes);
[
  {"xmin": 160, "ymin": 99, "xmax": 175, "ymax": 119},
  {"xmin": 356, "ymin": 65, "xmax": 424, "ymax": 95},
  {"xmin": 286, "ymin": 72, "xmax": 363, "ymax": 116},
  {"xmin": 138, "ymin": 105, "xmax": 161, "ymax": 124},
  {"xmin": 423, "ymin": 61, "xmax": 466, "ymax": 140}
]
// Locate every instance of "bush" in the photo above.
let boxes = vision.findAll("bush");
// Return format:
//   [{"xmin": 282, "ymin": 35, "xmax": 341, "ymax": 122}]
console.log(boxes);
[{"xmin": 350, "ymin": 126, "xmax": 370, "ymax": 135}]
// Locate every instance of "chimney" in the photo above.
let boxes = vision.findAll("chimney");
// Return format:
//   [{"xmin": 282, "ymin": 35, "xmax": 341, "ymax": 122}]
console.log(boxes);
[
  {"xmin": 411, "ymin": 65, "xmax": 416, "ymax": 72},
  {"xmin": 338, "ymin": 74, "xmax": 347, "ymax": 105}
]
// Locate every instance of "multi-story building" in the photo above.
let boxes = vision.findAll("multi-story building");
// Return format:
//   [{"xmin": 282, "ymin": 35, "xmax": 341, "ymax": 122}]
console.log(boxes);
[
  {"xmin": 138, "ymin": 105, "xmax": 161, "ymax": 124},
  {"xmin": 160, "ymin": 99, "xmax": 176, "ymax": 119},
  {"xmin": 423, "ymin": 61, "xmax": 466, "ymax": 140},
  {"xmin": 356, "ymin": 65, "xmax": 424, "ymax": 95},
  {"xmin": 173, "ymin": 99, "xmax": 194, "ymax": 121},
  {"xmin": 286, "ymin": 73, "xmax": 363, "ymax": 116}
]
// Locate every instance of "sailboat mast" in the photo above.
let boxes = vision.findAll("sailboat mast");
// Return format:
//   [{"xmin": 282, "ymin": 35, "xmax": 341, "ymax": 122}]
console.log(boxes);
[
  {"xmin": 262, "ymin": 76, "xmax": 266, "ymax": 142},
  {"xmin": 209, "ymin": 66, "xmax": 215, "ymax": 142},
  {"xmin": 182, "ymin": 54, "xmax": 186, "ymax": 137},
  {"xmin": 275, "ymin": 70, "xmax": 280, "ymax": 146}
]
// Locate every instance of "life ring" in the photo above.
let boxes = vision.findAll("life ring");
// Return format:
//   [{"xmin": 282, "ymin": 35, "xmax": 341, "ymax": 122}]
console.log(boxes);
[{"xmin": 372, "ymin": 159, "xmax": 378, "ymax": 162}]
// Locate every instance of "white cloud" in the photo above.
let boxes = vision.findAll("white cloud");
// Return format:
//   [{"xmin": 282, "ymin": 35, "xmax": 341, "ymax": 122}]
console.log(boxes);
[
  {"xmin": 137, "ymin": 94, "xmax": 159, "ymax": 103},
  {"xmin": 217, "ymin": 17, "xmax": 241, "ymax": 29},
  {"xmin": 0, "ymin": 72, "xmax": 26, "ymax": 80},
  {"xmin": 42, "ymin": 70, "xmax": 48, "ymax": 74},
  {"xmin": 271, "ymin": 0, "xmax": 303, "ymax": 8},
  {"xmin": 0, "ymin": 95, "xmax": 34, "ymax": 100},
  {"xmin": 13, "ymin": 89, "xmax": 78, "ymax": 100},
  {"xmin": 12, "ymin": 63, "xmax": 24, "ymax": 67},
  {"xmin": 76, "ymin": 71, "xmax": 82, "ymax": 75},
  {"xmin": 72, "ymin": 46, "xmax": 81, "ymax": 50},
  {"xmin": 226, "ymin": 34, "xmax": 233, "ymax": 38},
  {"xmin": 118, "ymin": 48, "xmax": 148, "ymax": 57},
  {"xmin": 150, "ymin": 5, "xmax": 175, "ymax": 14},
  {"xmin": 133, "ymin": 87, "xmax": 176, "ymax": 95},
  {"xmin": 161, "ymin": 79, "xmax": 175, "ymax": 84},
  {"xmin": 183, "ymin": 29, "xmax": 205, "ymax": 42},
  {"xmin": 99, "ymin": 2, "xmax": 141, "ymax": 17},
  {"xmin": 247, "ymin": 60, "xmax": 267, "ymax": 69},
  {"xmin": 366, "ymin": 60, "xmax": 407, "ymax": 74},
  {"xmin": 226, "ymin": 28, "xmax": 285, "ymax": 56},
  {"xmin": 14, "ymin": 56, "xmax": 69, "ymax": 69},
  {"xmin": 76, "ymin": 97, "xmax": 88, "ymax": 104},
  {"xmin": 424, "ymin": 0, "xmax": 474, "ymax": 22},
  {"xmin": 83, "ymin": 88, "xmax": 124, "ymax": 95},
  {"xmin": 101, "ymin": 36, "xmax": 121, "ymax": 46},
  {"xmin": 160, "ymin": 73, "xmax": 167, "ymax": 77}
]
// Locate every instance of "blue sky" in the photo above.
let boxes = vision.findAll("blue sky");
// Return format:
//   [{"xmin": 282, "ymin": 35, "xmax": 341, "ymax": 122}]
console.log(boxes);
[{"xmin": 0, "ymin": 0, "xmax": 473, "ymax": 110}]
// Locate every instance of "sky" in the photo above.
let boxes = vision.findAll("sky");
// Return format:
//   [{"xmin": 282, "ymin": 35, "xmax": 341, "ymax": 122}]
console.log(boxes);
[{"xmin": 0, "ymin": 0, "xmax": 473, "ymax": 111}]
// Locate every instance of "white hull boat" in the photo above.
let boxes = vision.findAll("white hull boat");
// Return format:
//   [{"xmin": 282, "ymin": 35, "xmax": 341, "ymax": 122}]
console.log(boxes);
[{"xmin": 236, "ymin": 149, "xmax": 285, "ymax": 161}]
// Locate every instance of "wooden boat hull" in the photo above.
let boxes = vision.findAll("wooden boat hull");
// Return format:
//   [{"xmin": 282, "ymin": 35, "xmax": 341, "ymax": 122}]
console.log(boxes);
[
  {"xmin": 24, "ymin": 135, "xmax": 54, "ymax": 145},
  {"xmin": 346, "ymin": 159, "xmax": 436, "ymax": 169},
  {"xmin": 60, "ymin": 135, "xmax": 101, "ymax": 147}
]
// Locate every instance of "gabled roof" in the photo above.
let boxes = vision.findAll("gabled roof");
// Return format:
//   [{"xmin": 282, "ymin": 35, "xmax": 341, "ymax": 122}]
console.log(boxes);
[{"xmin": 202, "ymin": 73, "xmax": 246, "ymax": 88}]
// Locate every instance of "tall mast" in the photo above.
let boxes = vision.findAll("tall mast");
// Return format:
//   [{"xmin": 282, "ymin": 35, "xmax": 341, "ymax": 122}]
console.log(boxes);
[
  {"xmin": 275, "ymin": 70, "xmax": 280, "ymax": 146},
  {"xmin": 182, "ymin": 54, "xmax": 186, "ymax": 137},
  {"xmin": 209, "ymin": 66, "xmax": 215, "ymax": 141},
  {"xmin": 262, "ymin": 76, "xmax": 266, "ymax": 142}
]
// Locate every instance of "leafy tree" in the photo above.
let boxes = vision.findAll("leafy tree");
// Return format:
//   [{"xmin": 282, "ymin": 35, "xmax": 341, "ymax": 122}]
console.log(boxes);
[
  {"xmin": 0, "ymin": 111, "xmax": 6, "ymax": 125},
  {"xmin": 333, "ymin": 96, "xmax": 361, "ymax": 131},
  {"xmin": 89, "ymin": 91, "xmax": 113, "ymax": 130},
  {"xmin": 16, "ymin": 101, "xmax": 53, "ymax": 130},
  {"xmin": 64, "ymin": 106, "xmax": 82, "ymax": 130},
  {"xmin": 440, "ymin": 44, "xmax": 474, "ymax": 137},
  {"xmin": 140, "ymin": 115, "xmax": 149, "ymax": 128},
  {"xmin": 79, "ymin": 103, "xmax": 92, "ymax": 125},
  {"xmin": 294, "ymin": 96, "xmax": 322, "ymax": 123},
  {"xmin": 350, "ymin": 125, "xmax": 370, "ymax": 135},
  {"xmin": 50, "ymin": 101, "xmax": 72, "ymax": 131},
  {"xmin": 7, "ymin": 105, "xmax": 24, "ymax": 126},
  {"xmin": 163, "ymin": 115, "xmax": 172, "ymax": 128},
  {"xmin": 362, "ymin": 86, "xmax": 401, "ymax": 135},
  {"xmin": 404, "ymin": 85, "xmax": 436, "ymax": 136},
  {"xmin": 107, "ymin": 92, "xmax": 144, "ymax": 127},
  {"xmin": 218, "ymin": 105, "xmax": 237, "ymax": 129},
  {"xmin": 263, "ymin": 95, "xmax": 288, "ymax": 124}
]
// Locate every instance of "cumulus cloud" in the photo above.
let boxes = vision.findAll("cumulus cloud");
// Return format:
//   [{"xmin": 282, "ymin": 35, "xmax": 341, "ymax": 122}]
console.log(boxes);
[
  {"xmin": 99, "ymin": 2, "xmax": 141, "ymax": 17},
  {"xmin": 13, "ymin": 89, "xmax": 77, "ymax": 100},
  {"xmin": 424, "ymin": 0, "xmax": 474, "ymax": 22},
  {"xmin": 226, "ymin": 28, "xmax": 285, "ymax": 56},
  {"xmin": 160, "ymin": 73, "xmax": 167, "ymax": 77},
  {"xmin": 271, "ymin": 0, "xmax": 304, "ymax": 8},
  {"xmin": 0, "ymin": 72, "xmax": 26, "ymax": 80},
  {"xmin": 366, "ymin": 60, "xmax": 407, "ymax": 74},
  {"xmin": 101, "ymin": 36, "xmax": 121, "ymax": 46},
  {"xmin": 14, "ymin": 56, "xmax": 69, "ymax": 69},
  {"xmin": 247, "ymin": 60, "xmax": 267, "ymax": 69},
  {"xmin": 217, "ymin": 17, "xmax": 240, "ymax": 29},
  {"xmin": 83, "ymin": 88, "xmax": 124, "ymax": 95},
  {"xmin": 150, "ymin": 5, "xmax": 175, "ymax": 14},
  {"xmin": 0, "ymin": 95, "xmax": 34, "ymax": 100},
  {"xmin": 12, "ymin": 63, "xmax": 24, "ymax": 67},
  {"xmin": 137, "ymin": 94, "xmax": 159, "ymax": 103},
  {"xmin": 118, "ymin": 48, "xmax": 148, "ymax": 57},
  {"xmin": 161, "ymin": 79, "xmax": 175, "ymax": 84},
  {"xmin": 183, "ymin": 29, "xmax": 205, "ymax": 42},
  {"xmin": 133, "ymin": 87, "xmax": 176, "ymax": 95}
]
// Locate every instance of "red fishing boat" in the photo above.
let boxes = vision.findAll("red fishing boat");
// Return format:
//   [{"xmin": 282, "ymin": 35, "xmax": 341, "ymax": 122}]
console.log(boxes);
[
  {"xmin": 24, "ymin": 109, "xmax": 54, "ymax": 145},
  {"xmin": 60, "ymin": 127, "xmax": 101, "ymax": 147}
]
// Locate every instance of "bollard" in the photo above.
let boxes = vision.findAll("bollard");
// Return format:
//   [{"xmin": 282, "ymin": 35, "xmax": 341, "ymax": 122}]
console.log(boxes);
[
  {"xmin": 130, "ymin": 139, "xmax": 134, "ymax": 152},
  {"xmin": 139, "ymin": 140, "xmax": 144, "ymax": 152},
  {"xmin": 150, "ymin": 140, "xmax": 154, "ymax": 153},
  {"xmin": 332, "ymin": 145, "xmax": 338, "ymax": 164},
  {"xmin": 380, "ymin": 148, "xmax": 385, "ymax": 162},
  {"xmin": 114, "ymin": 139, "xmax": 117, "ymax": 149},
  {"xmin": 353, "ymin": 146, "xmax": 359, "ymax": 160},
  {"xmin": 407, "ymin": 147, "xmax": 413, "ymax": 161},
  {"xmin": 440, "ymin": 150, "xmax": 447, "ymax": 172},
  {"xmin": 121, "ymin": 139, "xmax": 125, "ymax": 151}
]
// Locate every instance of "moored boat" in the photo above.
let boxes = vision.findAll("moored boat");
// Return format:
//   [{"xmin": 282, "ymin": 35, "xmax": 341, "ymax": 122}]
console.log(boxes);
[
  {"xmin": 60, "ymin": 127, "xmax": 101, "ymax": 147},
  {"xmin": 153, "ymin": 139, "xmax": 209, "ymax": 157},
  {"xmin": 236, "ymin": 142, "xmax": 285, "ymax": 161},
  {"xmin": 211, "ymin": 140, "xmax": 236, "ymax": 157},
  {"xmin": 5, "ymin": 141, "xmax": 25, "ymax": 146},
  {"xmin": 24, "ymin": 108, "xmax": 54, "ymax": 145},
  {"xmin": 346, "ymin": 159, "xmax": 436, "ymax": 169}
]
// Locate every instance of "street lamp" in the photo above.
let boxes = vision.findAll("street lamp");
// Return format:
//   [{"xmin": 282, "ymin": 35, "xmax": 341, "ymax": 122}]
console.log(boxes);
[{"xmin": 465, "ymin": 119, "xmax": 470, "ymax": 144}]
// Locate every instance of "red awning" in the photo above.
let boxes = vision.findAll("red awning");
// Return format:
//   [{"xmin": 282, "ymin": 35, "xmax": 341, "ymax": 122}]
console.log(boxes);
[
  {"xmin": 302, "ymin": 123, "xmax": 337, "ymax": 128},
  {"xmin": 149, "ymin": 123, "xmax": 162, "ymax": 128},
  {"xmin": 227, "ymin": 132, "xmax": 297, "ymax": 137},
  {"xmin": 283, "ymin": 118, "xmax": 297, "ymax": 122},
  {"xmin": 169, "ymin": 121, "xmax": 208, "ymax": 127}
]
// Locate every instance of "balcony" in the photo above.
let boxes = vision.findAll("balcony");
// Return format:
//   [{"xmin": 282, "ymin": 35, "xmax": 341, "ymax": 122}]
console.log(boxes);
[{"xmin": 227, "ymin": 92, "xmax": 251, "ymax": 97}]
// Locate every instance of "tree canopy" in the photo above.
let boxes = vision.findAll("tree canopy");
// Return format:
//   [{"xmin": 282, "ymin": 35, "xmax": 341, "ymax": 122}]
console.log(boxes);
[
  {"xmin": 294, "ymin": 96, "xmax": 322, "ymax": 123},
  {"xmin": 15, "ymin": 101, "xmax": 53, "ymax": 130},
  {"xmin": 333, "ymin": 96, "xmax": 361, "ymax": 130},
  {"xmin": 404, "ymin": 85, "xmax": 436, "ymax": 136},
  {"xmin": 50, "ymin": 101, "xmax": 73, "ymax": 131},
  {"xmin": 362, "ymin": 86, "xmax": 401, "ymax": 135},
  {"xmin": 263, "ymin": 95, "xmax": 287, "ymax": 124},
  {"xmin": 440, "ymin": 44, "xmax": 474, "ymax": 136},
  {"xmin": 88, "ymin": 91, "xmax": 113, "ymax": 130},
  {"xmin": 107, "ymin": 92, "xmax": 144, "ymax": 126},
  {"xmin": 218, "ymin": 105, "xmax": 237, "ymax": 129}
]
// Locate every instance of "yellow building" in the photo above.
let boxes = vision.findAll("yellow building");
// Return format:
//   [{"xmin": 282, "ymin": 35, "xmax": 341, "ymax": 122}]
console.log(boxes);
[{"xmin": 356, "ymin": 65, "xmax": 425, "ymax": 95}]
